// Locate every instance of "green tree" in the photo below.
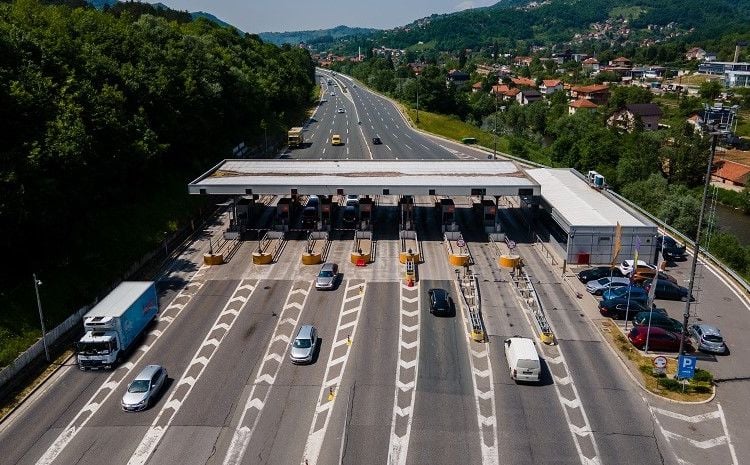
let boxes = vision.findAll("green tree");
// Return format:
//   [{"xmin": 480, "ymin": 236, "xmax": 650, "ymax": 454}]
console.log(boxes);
[{"xmin": 699, "ymin": 80, "xmax": 722, "ymax": 100}]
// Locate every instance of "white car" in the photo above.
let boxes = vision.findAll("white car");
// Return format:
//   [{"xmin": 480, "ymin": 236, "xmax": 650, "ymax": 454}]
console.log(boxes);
[
  {"xmin": 586, "ymin": 277, "xmax": 631, "ymax": 295},
  {"xmin": 337, "ymin": 108, "xmax": 345, "ymax": 113},
  {"xmin": 617, "ymin": 259, "xmax": 655, "ymax": 276}
]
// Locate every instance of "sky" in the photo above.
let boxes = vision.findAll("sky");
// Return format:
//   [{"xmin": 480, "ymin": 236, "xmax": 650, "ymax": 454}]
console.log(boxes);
[{"xmin": 147, "ymin": 0, "xmax": 499, "ymax": 33}]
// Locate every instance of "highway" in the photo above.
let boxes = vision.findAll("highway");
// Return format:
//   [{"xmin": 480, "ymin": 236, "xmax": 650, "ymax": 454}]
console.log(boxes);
[{"xmin": 1, "ymin": 69, "xmax": 748, "ymax": 465}]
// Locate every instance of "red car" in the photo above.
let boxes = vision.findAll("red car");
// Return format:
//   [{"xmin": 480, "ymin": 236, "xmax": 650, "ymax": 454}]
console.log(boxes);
[{"xmin": 627, "ymin": 326, "xmax": 690, "ymax": 352}]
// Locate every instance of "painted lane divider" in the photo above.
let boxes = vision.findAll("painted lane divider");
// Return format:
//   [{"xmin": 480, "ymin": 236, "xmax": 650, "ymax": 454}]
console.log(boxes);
[
  {"xmin": 387, "ymin": 282, "xmax": 421, "ymax": 465},
  {"xmin": 34, "ymin": 265, "xmax": 211, "ymax": 465},
  {"xmin": 126, "ymin": 279, "xmax": 258, "ymax": 465},
  {"xmin": 221, "ymin": 282, "xmax": 312, "ymax": 465},
  {"xmin": 301, "ymin": 280, "xmax": 366, "ymax": 465}
]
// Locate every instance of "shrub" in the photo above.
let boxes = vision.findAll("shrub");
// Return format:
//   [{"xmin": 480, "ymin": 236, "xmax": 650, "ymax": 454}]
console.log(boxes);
[
  {"xmin": 693, "ymin": 385, "xmax": 712, "ymax": 394},
  {"xmin": 658, "ymin": 377, "xmax": 682, "ymax": 391},
  {"xmin": 693, "ymin": 369, "xmax": 714, "ymax": 384}
]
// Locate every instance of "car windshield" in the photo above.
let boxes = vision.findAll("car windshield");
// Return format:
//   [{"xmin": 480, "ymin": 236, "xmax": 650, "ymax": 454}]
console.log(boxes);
[
  {"xmin": 319, "ymin": 271, "xmax": 333, "ymax": 278},
  {"xmin": 704, "ymin": 334, "xmax": 723, "ymax": 343},
  {"xmin": 294, "ymin": 339, "xmax": 312, "ymax": 349},
  {"xmin": 128, "ymin": 380, "xmax": 150, "ymax": 393}
]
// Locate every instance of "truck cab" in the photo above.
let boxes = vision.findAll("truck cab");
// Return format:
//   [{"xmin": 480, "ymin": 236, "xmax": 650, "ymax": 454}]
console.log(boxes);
[{"xmin": 76, "ymin": 328, "xmax": 120, "ymax": 369}]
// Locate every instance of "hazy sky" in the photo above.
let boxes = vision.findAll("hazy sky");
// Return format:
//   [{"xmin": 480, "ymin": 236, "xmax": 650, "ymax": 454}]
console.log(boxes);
[{"xmin": 146, "ymin": 0, "xmax": 498, "ymax": 33}]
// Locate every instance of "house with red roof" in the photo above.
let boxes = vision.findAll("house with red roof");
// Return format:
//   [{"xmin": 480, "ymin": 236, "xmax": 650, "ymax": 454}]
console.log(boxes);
[
  {"xmin": 540, "ymin": 79, "xmax": 563, "ymax": 95},
  {"xmin": 712, "ymin": 159, "xmax": 750, "ymax": 187},
  {"xmin": 568, "ymin": 98, "xmax": 598, "ymax": 115},
  {"xmin": 510, "ymin": 77, "xmax": 537, "ymax": 88},
  {"xmin": 570, "ymin": 84, "xmax": 610, "ymax": 105}
]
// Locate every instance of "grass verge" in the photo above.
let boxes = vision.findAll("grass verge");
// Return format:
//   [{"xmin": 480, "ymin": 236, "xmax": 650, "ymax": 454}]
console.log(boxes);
[
  {"xmin": 599, "ymin": 320, "xmax": 713, "ymax": 401},
  {"xmin": 404, "ymin": 108, "xmax": 509, "ymax": 153}
]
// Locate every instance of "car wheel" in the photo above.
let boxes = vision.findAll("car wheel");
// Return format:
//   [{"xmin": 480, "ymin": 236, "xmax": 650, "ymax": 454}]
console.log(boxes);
[{"xmin": 680, "ymin": 295, "xmax": 687, "ymax": 302}]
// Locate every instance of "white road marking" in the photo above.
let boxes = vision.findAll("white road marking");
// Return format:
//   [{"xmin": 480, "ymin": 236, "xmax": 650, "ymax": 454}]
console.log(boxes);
[
  {"xmin": 392, "ymin": 133, "xmax": 398, "ymax": 139},
  {"xmin": 34, "ymin": 266, "xmax": 211, "ymax": 465},
  {"xmin": 127, "ymin": 280, "xmax": 258, "ymax": 465},
  {"xmin": 221, "ymin": 282, "xmax": 312, "ymax": 465},
  {"xmin": 386, "ymin": 145, "xmax": 392, "ymax": 152},
  {"xmin": 404, "ymin": 144, "xmax": 412, "ymax": 150},
  {"xmin": 301, "ymin": 281, "xmax": 366, "ymax": 465},
  {"xmin": 421, "ymin": 144, "xmax": 429, "ymax": 150},
  {"xmin": 387, "ymin": 283, "xmax": 421, "ymax": 465}
]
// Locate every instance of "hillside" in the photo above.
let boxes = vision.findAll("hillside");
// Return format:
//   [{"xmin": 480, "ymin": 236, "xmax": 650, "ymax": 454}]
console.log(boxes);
[
  {"xmin": 259, "ymin": 25, "xmax": 378, "ymax": 45},
  {"xmin": 368, "ymin": 0, "xmax": 750, "ymax": 57}
]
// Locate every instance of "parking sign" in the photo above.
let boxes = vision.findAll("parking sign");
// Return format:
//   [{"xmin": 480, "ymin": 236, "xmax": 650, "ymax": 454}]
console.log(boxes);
[{"xmin": 677, "ymin": 355, "xmax": 697, "ymax": 379}]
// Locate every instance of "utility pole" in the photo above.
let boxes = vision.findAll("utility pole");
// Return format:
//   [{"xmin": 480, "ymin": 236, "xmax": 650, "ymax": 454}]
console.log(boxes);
[
  {"xmin": 493, "ymin": 92, "xmax": 498, "ymax": 160},
  {"xmin": 678, "ymin": 131, "xmax": 718, "ymax": 356},
  {"xmin": 33, "ymin": 273, "xmax": 50, "ymax": 362},
  {"xmin": 415, "ymin": 73, "xmax": 420, "ymax": 124}
]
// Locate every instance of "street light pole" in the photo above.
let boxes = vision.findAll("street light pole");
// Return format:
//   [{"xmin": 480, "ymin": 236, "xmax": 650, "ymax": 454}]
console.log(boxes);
[
  {"xmin": 678, "ymin": 131, "xmax": 718, "ymax": 356},
  {"xmin": 493, "ymin": 92, "xmax": 498, "ymax": 160},
  {"xmin": 33, "ymin": 273, "xmax": 50, "ymax": 362},
  {"xmin": 415, "ymin": 73, "xmax": 420, "ymax": 124}
]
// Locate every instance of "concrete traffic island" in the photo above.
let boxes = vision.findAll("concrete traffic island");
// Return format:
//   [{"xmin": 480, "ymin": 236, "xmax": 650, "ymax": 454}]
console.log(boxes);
[
  {"xmin": 350, "ymin": 231, "xmax": 373, "ymax": 265},
  {"xmin": 399, "ymin": 230, "xmax": 421, "ymax": 264},
  {"xmin": 252, "ymin": 231, "xmax": 284, "ymax": 265},
  {"xmin": 302, "ymin": 231, "xmax": 328, "ymax": 265},
  {"xmin": 444, "ymin": 231, "xmax": 470, "ymax": 267},
  {"xmin": 203, "ymin": 253, "xmax": 224, "ymax": 265}
]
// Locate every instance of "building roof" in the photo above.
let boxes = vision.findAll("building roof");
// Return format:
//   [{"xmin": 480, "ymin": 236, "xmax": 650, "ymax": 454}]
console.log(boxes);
[
  {"xmin": 569, "ymin": 99, "xmax": 598, "ymax": 109},
  {"xmin": 582, "ymin": 57, "xmax": 599, "ymax": 65},
  {"xmin": 520, "ymin": 89, "xmax": 542, "ymax": 98},
  {"xmin": 542, "ymin": 79, "xmax": 562, "ymax": 87},
  {"xmin": 189, "ymin": 160, "xmax": 540, "ymax": 197},
  {"xmin": 612, "ymin": 56, "xmax": 632, "ymax": 64},
  {"xmin": 511, "ymin": 77, "xmax": 537, "ymax": 88},
  {"xmin": 525, "ymin": 168, "xmax": 652, "ymax": 229},
  {"xmin": 505, "ymin": 87, "xmax": 521, "ymax": 96},
  {"xmin": 625, "ymin": 103, "xmax": 663, "ymax": 117},
  {"xmin": 571, "ymin": 84, "xmax": 610, "ymax": 94},
  {"xmin": 472, "ymin": 81, "xmax": 483, "ymax": 89},
  {"xmin": 448, "ymin": 69, "xmax": 470, "ymax": 80},
  {"xmin": 713, "ymin": 159, "xmax": 750, "ymax": 184},
  {"xmin": 491, "ymin": 84, "xmax": 510, "ymax": 95}
]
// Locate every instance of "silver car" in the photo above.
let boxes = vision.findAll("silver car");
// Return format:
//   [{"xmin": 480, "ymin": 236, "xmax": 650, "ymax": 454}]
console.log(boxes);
[
  {"xmin": 689, "ymin": 324, "xmax": 727, "ymax": 354},
  {"xmin": 122, "ymin": 364, "xmax": 167, "ymax": 411},
  {"xmin": 315, "ymin": 262, "xmax": 338, "ymax": 290},
  {"xmin": 290, "ymin": 325, "xmax": 318, "ymax": 364},
  {"xmin": 586, "ymin": 277, "xmax": 631, "ymax": 295}
]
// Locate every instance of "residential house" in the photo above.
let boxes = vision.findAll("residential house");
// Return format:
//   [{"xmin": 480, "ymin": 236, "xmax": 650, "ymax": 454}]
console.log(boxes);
[
  {"xmin": 685, "ymin": 48, "xmax": 718, "ymax": 62},
  {"xmin": 582, "ymin": 57, "xmax": 600, "ymax": 73},
  {"xmin": 516, "ymin": 89, "xmax": 543, "ymax": 105},
  {"xmin": 568, "ymin": 99, "xmax": 598, "ymax": 115},
  {"xmin": 570, "ymin": 84, "xmax": 610, "ymax": 105},
  {"xmin": 539, "ymin": 79, "xmax": 563, "ymax": 95},
  {"xmin": 610, "ymin": 56, "xmax": 632, "ymax": 68},
  {"xmin": 608, "ymin": 103, "xmax": 663, "ymax": 132},
  {"xmin": 712, "ymin": 159, "xmax": 750, "ymax": 187},
  {"xmin": 513, "ymin": 56, "xmax": 533, "ymax": 67},
  {"xmin": 446, "ymin": 69, "xmax": 471, "ymax": 88},
  {"xmin": 471, "ymin": 82, "xmax": 483, "ymax": 93},
  {"xmin": 510, "ymin": 77, "xmax": 537, "ymax": 88},
  {"xmin": 408, "ymin": 62, "xmax": 427, "ymax": 74},
  {"xmin": 490, "ymin": 84, "xmax": 519, "ymax": 101},
  {"xmin": 686, "ymin": 114, "xmax": 704, "ymax": 134}
]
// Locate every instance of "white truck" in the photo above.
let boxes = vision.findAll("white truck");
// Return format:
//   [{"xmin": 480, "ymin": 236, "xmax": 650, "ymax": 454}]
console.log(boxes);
[{"xmin": 76, "ymin": 281, "xmax": 158, "ymax": 370}]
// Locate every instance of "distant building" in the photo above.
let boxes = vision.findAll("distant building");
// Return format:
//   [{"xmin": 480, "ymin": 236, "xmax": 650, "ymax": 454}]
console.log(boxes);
[
  {"xmin": 570, "ymin": 84, "xmax": 610, "ymax": 105},
  {"xmin": 582, "ymin": 57, "xmax": 600, "ymax": 73},
  {"xmin": 446, "ymin": 69, "xmax": 471, "ymax": 88},
  {"xmin": 712, "ymin": 159, "xmax": 750, "ymax": 187},
  {"xmin": 510, "ymin": 77, "xmax": 537, "ymax": 88},
  {"xmin": 685, "ymin": 47, "xmax": 717, "ymax": 62},
  {"xmin": 568, "ymin": 98, "xmax": 598, "ymax": 115},
  {"xmin": 513, "ymin": 56, "xmax": 533, "ymax": 66},
  {"xmin": 539, "ymin": 79, "xmax": 563, "ymax": 95},
  {"xmin": 610, "ymin": 56, "xmax": 632, "ymax": 68},
  {"xmin": 516, "ymin": 89, "xmax": 543, "ymax": 105},
  {"xmin": 471, "ymin": 82, "xmax": 483, "ymax": 93},
  {"xmin": 608, "ymin": 103, "xmax": 663, "ymax": 132}
]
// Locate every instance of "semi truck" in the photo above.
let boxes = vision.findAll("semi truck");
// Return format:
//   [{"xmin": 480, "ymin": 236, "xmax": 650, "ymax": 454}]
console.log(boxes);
[
  {"xmin": 288, "ymin": 127, "xmax": 304, "ymax": 148},
  {"xmin": 76, "ymin": 281, "xmax": 158, "ymax": 370}
]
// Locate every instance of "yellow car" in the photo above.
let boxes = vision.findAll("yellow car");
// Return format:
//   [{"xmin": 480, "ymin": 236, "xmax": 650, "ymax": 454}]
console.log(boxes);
[{"xmin": 331, "ymin": 134, "xmax": 342, "ymax": 146}]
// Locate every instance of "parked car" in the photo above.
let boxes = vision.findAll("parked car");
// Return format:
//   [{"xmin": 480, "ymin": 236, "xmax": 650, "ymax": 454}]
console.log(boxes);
[
  {"xmin": 290, "ymin": 325, "xmax": 318, "ymax": 364},
  {"xmin": 302, "ymin": 195, "xmax": 320, "ymax": 228},
  {"xmin": 618, "ymin": 259, "xmax": 656, "ymax": 276},
  {"xmin": 428, "ymin": 288, "xmax": 451, "ymax": 315},
  {"xmin": 337, "ymin": 108, "xmax": 345, "ymax": 113},
  {"xmin": 121, "ymin": 364, "xmax": 168, "ymax": 411},
  {"xmin": 577, "ymin": 266, "xmax": 624, "ymax": 283},
  {"xmin": 345, "ymin": 194, "xmax": 359, "ymax": 207},
  {"xmin": 315, "ymin": 262, "xmax": 339, "ymax": 290},
  {"xmin": 689, "ymin": 324, "xmax": 727, "ymax": 354},
  {"xmin": 655, "ymin": 235, "xmax": 687, "ymax": 260},
  {"xmin": 632, "ymin": 311, "xmax": 684, "ymax": 333},
  {"xmin": 631, "ymin": 269, "xmax": 677, "ymax": 284},
  {"xmin": 372, "ymin": 137, "xmax": 382, "ymax": 145},
  {"xmin": 586, "ymin": 277, "xmax": 631, "ymax": 295},
  {"xmin": 628, "ymin": 326, "xmax": 689, "ymax": 352},
  {"xmin": 644, "ymin": 279, "xmax": 694, "ymax": 301},
  {"xmin": 599, "ymin": 300, "xmax": 666, "ymax": 320},
  {"xmin": 602, "ymin": 285, "xmax": 648, "ymax": 302}
]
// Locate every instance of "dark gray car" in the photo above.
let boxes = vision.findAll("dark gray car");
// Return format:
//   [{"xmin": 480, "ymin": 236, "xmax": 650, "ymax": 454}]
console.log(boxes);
[{"xmin": 121, "ymin": 364, "xmax": 167, "ymax": 411}]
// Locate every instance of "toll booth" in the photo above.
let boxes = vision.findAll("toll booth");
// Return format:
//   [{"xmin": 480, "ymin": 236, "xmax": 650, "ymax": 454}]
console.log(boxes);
[
  {"xmin": 436, "ymin": 198, "xmax": 457, "ymax": 232},
  {"xmin": 359, "ymin": 197, "xmax": 373, "ymax": 230},
  {"xmin": 224, "ymin": 196, "xmax": 256, "ymax": 239},
  {"xmin": 320, "ymin": 195, "xmax": 333, "ymax": 231},
  {"xmin": 399, "ymin": 195, "xmax": 414, "ymax": 230},
  {"xmin": 475, "ymin": 198, "xmax": 501, "ymax": 234},
  {"xmin": 275, "ymin": 197, "xmax": 294, "ymax": 232}
]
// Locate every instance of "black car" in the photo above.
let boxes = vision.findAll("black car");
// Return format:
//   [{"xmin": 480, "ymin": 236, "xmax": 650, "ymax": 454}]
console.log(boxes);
[
  {"xmin": 632, "ymin": 311, "xmax": 684, "ymax": 333},
  {"xmin": 598, "ymin": 300, "xmax": 666, "ymax": 320},
  {"xmin": 655, "ymin": 235, "xmax": 687, "ymax": 261},
  {"xmin": 428, "ymin": 288, "xmax": 451, "ymax": 315},
  {"xmin": 342, "ymin": 205, "xmax": 357, "ymax": 225},
  {"xmin": 372, "ymin": 137, "xmax": 382, "ymax": 145},
  {"xmin": 577, "ymin": 266, "xmax": 624, "ymax": 283},
  {"xmin": 644, "ymin": 279, "xmax": 694, "ymax": 301}
]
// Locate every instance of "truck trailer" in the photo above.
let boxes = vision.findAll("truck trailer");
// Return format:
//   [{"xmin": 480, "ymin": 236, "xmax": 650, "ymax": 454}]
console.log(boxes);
[
  {"xmin": 76, "ymin": 281, "xmax": 158, "ymax": 370},
  {"xmin": 288, "ymin": 127, "xmax": 304, "ymax": 148}
]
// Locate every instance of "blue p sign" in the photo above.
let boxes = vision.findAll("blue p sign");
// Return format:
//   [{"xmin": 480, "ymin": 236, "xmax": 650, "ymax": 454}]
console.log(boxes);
[{"xmin": 677, "ymin": 355, "xmax": 697, "ymax": 379}]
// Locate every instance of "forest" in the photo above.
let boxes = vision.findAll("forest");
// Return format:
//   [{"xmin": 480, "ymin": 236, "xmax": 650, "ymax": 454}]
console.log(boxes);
[{"xmin": 0, "ymin": 0, "xmax": 315, "ymax": 363}]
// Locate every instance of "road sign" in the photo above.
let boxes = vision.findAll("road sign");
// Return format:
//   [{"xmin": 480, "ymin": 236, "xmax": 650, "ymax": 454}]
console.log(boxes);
[
  {"xmin": 653, "ymin": 356, "xmax": 667, "ymax": 376},
  {"xmin": 457, "ymin": 239, "xmax": 466, "ymax": 248},
  {"xmin": 677, "ymin": 355, "xmax": 697, "ymax": 379}
]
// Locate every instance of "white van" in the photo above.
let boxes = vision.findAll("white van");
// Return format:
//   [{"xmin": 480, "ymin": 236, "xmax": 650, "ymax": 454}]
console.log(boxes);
[{"xmin": 504, "ymin": 337, "xmax": 541, "ymax": 383}]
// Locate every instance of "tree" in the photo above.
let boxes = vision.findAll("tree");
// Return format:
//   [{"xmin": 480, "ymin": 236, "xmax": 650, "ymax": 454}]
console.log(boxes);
[{"xmin": 699, "ymin": 80, "xmax": 722, "ymax": 100}]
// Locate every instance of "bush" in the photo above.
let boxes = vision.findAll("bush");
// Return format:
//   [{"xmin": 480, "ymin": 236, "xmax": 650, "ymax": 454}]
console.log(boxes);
[
  {"xmin": 693, "ymin": 385, "xmax": 712, "ymax": 394},
  {"xmin": 693, "ymin": 369, "xmax": 714, "ymax": 384},
  {"xmin": 658, "ymin": 377, "xmax": 682, "ymax": 391}
]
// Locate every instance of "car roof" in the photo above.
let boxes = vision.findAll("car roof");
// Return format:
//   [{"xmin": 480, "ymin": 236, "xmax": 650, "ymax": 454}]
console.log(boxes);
[
  {"xmin": 692, "ymin": 323, "xmax": 721, "ymax": 335},
  {"xmin": 296, "ymin": 324, "xmax": 315, "ymax": 338},
  {"xmin": 430, "ymin": 288, "xmax": 447, "ymax": 298},
  {"xmin": 134, "ymin": 364, "xmax": 162, "ymax": 380},
  {"xmin": 321, "ymin": 262, "xmax": 337, "ymax": 271}
]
